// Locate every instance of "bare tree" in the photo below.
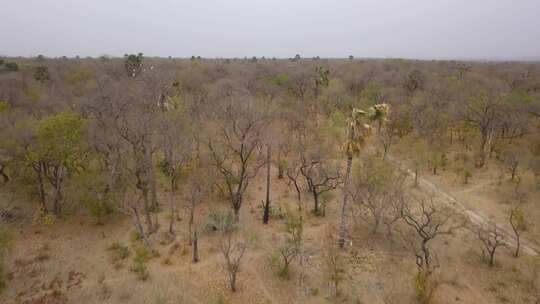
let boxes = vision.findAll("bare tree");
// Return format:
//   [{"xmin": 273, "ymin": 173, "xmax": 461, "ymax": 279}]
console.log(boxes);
[
  {"xmin": 262, "ymin": 144, "xmax": 272, "ymax": 224},
  {"xmin": 220, "ymin": 231, "xmax": 247, "ymax": 292},
  {"xmin": 184, "ymin": 176, "xmax": 204, "ymax": 247},
  {"xmin": 285, "ymin": 159, "xmax": 304, "ymax": 211},
  {"xmin": 475, "ymin": 221, "xmax": 505, "ymax": 267},
  {"xmin": 159, "ymin": 108, "xmax": 192, "ymax": 234},
  {"xmin": 208, "ymin": 98, "xmax": 266, "ymax": 220},
  {"xmin": 299, "ymin": 156, "xmax": 340, "ymax": 216},
  {"xmin": 463, "ymin": 90, "xmax": 503, "ymax": 167},
  {"xmin": 400, "ymin": 196, "xmax": 462, "ymax": 272}
]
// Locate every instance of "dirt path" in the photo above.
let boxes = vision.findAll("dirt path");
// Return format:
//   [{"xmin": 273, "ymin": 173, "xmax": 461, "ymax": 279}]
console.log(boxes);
[{"xmin": 386, "ymin": 154, "xmax": 540, "ymax": 256}]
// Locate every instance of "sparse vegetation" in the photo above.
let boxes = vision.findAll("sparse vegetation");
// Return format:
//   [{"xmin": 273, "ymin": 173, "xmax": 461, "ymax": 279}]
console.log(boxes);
[{"xmin": 0, "ymin": 55, "xmax": 539, "ymax": 303}]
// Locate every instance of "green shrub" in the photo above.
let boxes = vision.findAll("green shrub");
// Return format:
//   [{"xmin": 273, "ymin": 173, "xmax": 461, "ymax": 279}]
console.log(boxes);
[
  {"xmin": 108, "ymin": 241, "xmax": 130, "ymax": 262},
  {"xmin": 4, "ymin": 62, "xmax": 18, "ymax": 71},
  {"xmin": 0, "ymin": 225, "xmax": 12, "ymax": 293},
  {"xmin": 204, "ymin": 208, "xmax": 236, "ymax": 233},
  {"xmin": 130, "ymin": 246, "xmax": 152, "ymax": 281}
]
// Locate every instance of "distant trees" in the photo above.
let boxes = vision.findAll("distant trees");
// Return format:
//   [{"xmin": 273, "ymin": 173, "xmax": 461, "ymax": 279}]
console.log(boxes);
[
  {"xmin": 463, "ymin": 90, "xmax": 503, "ymax": 167},
  {"xmin": 124, "ymin": 53, "xmax": 144, "ymax": 78},
  {"xmin": 4, "ymin": 62, "xmax": 18, "ymax": 72},
  {"xmin": 34, "ymin": 65, "xmax": 50, "ymax": 83}
]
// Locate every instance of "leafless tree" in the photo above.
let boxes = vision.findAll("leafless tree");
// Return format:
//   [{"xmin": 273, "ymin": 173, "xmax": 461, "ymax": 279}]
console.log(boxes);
[
  {"xmin": 159, "ymin": 109, "xmax": 193, "ymax": 234},
  {"xmin": 400, "ymin": 196, "xmax": 462, "ymax": 272},
  {"xmin": 208, "ymin": 97, "xmax": 266, "ymax": 220},
  {"xmin": 475, "ymin": 221, "xmax": 505, "ymax": 267},
  {"xmin": 299, "ymin": 157, "xmax": 340, "ymax": 216},
  {"xmin": 220, "ymin": 231, "xmax": 247, "ymax": 292},
  {"xmin": 285, "ymin": 159, "xmax": 304, "ymax": 211}
]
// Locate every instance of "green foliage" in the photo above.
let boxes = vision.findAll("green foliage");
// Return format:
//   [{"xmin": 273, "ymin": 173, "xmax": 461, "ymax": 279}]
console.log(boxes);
[
  {"xmin": 0, "ymin": 225, "xmax": 11, "ymax": 293},
  {"xmin": 507, "ymin": 90, "xmax": 534, "ymax": 105},
  {"xmin": 108, "ymin": 241, "xmax": 130, "ymax": 262},
  {"xmin": 73, "ymin": 170, "xmax": 114, "ymax": 225},
  {"xmin": 205, "ymin": 208, "xmax": 236, "ymax": 233},
  {"xmin": 272, "ymin": 73, "xmax": 289, "ymax": 87},
  {"xmin": 4, "ymin": 62, "xmax": 18, "ymax": 71},
  {"xmin": 130, "ymin": 246, "xmax": 151, "ymax": 281},
  {"xmin": 359, "ymin": 82, "xmax": 382, "ymax": 106},
  {"xmin": 65, "ymin": 67, "xmax": 95, "ymax": 84},
  {"xmin": 276, "ymin": 213, "xmax": 303, "ymax": 278},
  {"xmin": 414, "ymin": 270, "xmax": 436, "ymax": 304},
  {"xmin": 124, "ymin": 53, "xmax": 144, "ymax": 78},
  {"xmin": 33, "ymin": 65, "xmax": 50, "ymax": 83},
  {"xmin": 24, "ymin": 86, "xmax": 41, "ymax": 102},
  {"xmin": 34, "ymin": 112, "xmax": 87, "ymax": 168},
  {"xmin": 0, "ymin": 101, "xmax": 10, "ymax": 113},
  {"xmin": 510, "ymin": 208, "xmax": 526, "ymax": 231}
]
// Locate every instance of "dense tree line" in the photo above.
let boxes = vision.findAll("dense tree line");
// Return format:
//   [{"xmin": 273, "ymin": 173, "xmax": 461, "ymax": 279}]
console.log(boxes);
[{"xmin": 1, "ymin": 55, "xmax": 540, "ymax": 297}]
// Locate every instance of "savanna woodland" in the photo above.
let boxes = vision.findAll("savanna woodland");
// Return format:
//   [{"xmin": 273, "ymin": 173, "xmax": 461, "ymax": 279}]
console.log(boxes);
[{"xmin": 1, "ymin": 55, "xmax": 540, "ymax": 304}]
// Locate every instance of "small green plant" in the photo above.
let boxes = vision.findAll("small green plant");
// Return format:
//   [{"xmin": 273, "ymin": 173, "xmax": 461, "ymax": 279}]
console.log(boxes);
[
  {"xmin": 129, "ymin": 230, "xmax": 142, "ymax": 243},
  {"xmin": 130, "ymin": 247, "xmax": 151, "ymax": 281},
  {"xmin": 276, "ymin": 213, "xmax": 303, "ymax": 278},
  {"xmin": 0, "ymin": 225, "xmax": 11, "ymax": 293},
  {"xmin": 205, "ymin": 208, "xmax": 236, "ymax": 233},
  {"xmin": 414, "ymin": 270, "xmax": 437, "ymax": 304},
  {"xmin": 108, "ymin": 241, "xmax": 130, "ymax": 262}
]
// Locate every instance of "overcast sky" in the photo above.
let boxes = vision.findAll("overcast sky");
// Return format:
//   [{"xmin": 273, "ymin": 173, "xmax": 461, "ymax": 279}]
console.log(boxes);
[{"xmin": 1, "ymin": 0, "xmax": 539, "ymax": 60}]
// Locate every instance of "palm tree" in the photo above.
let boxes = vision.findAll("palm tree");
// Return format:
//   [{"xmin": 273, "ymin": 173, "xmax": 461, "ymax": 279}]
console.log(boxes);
[{"xmin": 338, "ymin": 104, "xmax": 389, "ymax": 248}]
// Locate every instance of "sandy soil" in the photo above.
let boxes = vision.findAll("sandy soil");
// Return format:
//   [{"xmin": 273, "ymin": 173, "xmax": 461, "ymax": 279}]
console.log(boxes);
[{"xmin": 1, "ymin": 161, "xmax": 540, "ymax": 304}]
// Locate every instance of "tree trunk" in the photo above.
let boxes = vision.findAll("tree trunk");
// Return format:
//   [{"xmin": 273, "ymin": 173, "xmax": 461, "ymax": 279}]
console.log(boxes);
[
  {"xmin": 130, "ymin": 206, "xmax": 151, "ymax": 248},
  {"xmin": 37, "ymin": 162, "xmax": 47, "ymax": 214},
  {"xmin": 146, "ymin": 148, "xmax": 158, "ymax": 211},
  {"xmin": 192, "ymin": 229, "xmax": 199, "ymax": 263},
  {"xmin": 263, "ymin": 145, "xmax": 271, "ymax": 224},
  {"xmin": 277, "ymin": 149, "xmax": 284, "ymax": 179},
  {"xmin": 312, "ymin": 190, "xmax": 319, "ymax": 215},
  {"xmin": 189, "ymin": 208, "xmax": 194, "ymax": 245},
  {"xmin": 338, "ymin": 156, "xmax": 353, "ymax": 248},
  {"xmin": 0, "ymin": 164, "xmax": 9, "ymax": 183},
  {"xmin": 168, "ymin": 179, "xmax": 176, "ymax": 234},
  {"xmin": 230, "ymin": 271, "xmax": 237, "ymax": 292},
  {"xmin": 52, "ymin": 167, "xmax": 64, "ymax": 217},
  {"xmin": 142, "ymin": 187, "xmax": 154, "ymax": 233}
]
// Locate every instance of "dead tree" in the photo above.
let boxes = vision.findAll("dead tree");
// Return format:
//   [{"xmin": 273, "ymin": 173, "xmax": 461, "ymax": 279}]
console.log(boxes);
[
  {"xmin": 184, "ymin": 177, "xmax": 203, "ymax": 246},
  {"xmin": 159, "ymin": 110, "xmax": 192, "ymax": 234},
  {"xmin": 220, "ymin": 232, "xmax": 247, "ymax": 292},
  {"xmin": 400, "ymin": 196, "xmax": 462, "ymax": 272},
  {"xmin": 285, "ymin": 159, "xmax": 303, "ymax": 211},
  {"xmin": 299, "ymin": 158, "xmax": 340, "ymax": 216},
  {"xmin": 208, "ymin": 99, "xmax": 266, "ymax": 220},
  {"xmin": 262, "ymin": 144, "xmax": 271, "ymax": 224},
  {"xmin": 475, "ymin": 221, "xmax": 505, "ymax": 267}
]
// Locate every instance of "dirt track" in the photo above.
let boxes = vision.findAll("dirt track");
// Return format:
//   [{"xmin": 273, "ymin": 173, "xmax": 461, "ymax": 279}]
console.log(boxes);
[{"xmin": 386, "ymin": 154, "xmax": 539, "ymax": 256}]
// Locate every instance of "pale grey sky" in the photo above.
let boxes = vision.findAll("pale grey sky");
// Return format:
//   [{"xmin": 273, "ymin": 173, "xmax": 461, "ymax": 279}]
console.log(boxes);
[{"xmin": 1, "ymin": 0, "xmax": 539, "ymax": 59}]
